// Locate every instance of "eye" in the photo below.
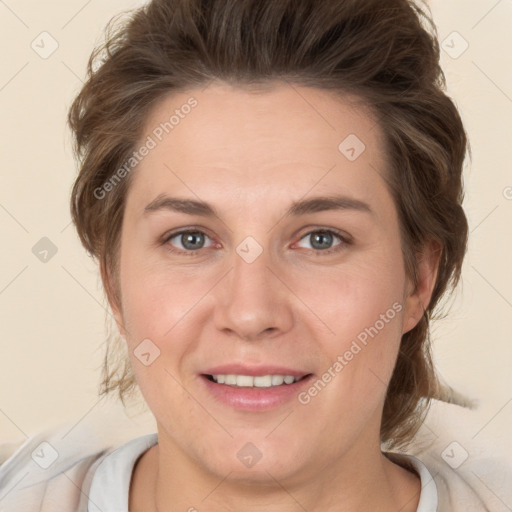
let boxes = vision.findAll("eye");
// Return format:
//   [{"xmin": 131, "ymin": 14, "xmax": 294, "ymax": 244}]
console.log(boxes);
[
  {"xmin": 165, "ymin": 230, "xmax": 215, "ymax": 252},
  {"xmin": 295, "ymin": 229, "xmax": 345, "ymax": 252}
]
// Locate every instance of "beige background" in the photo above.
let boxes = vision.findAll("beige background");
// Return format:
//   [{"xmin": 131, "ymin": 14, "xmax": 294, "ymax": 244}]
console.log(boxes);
[{"xmin": 1, "ymin": 0, "xmax": 511, "ymax": 450}]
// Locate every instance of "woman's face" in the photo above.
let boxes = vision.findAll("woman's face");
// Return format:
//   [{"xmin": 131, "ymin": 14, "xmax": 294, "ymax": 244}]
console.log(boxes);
[{"xmin": 110, "ymin": 82, "xmax": 433, "ymax": 483}]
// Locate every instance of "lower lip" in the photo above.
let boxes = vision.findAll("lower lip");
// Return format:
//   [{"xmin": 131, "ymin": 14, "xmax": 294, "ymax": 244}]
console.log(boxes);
[{"xmin": 200, "ymin": 375, "xmax": 313, "ymax": 411}]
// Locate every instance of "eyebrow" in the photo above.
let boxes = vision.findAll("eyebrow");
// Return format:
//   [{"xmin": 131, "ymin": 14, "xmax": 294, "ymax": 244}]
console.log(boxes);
[{"xmin": 143, "ymin": 194, "xmax": 373, "ymax": 217}]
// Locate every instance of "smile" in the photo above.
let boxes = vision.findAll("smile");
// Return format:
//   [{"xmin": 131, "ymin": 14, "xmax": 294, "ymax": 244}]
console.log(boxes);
[
  {"xmin": 206, "ymin": 374, "xmax": 305, "ymax": 387},
  {"xmin": 201, "ymin": 372, "xmax": 314, "ymax": 411}
]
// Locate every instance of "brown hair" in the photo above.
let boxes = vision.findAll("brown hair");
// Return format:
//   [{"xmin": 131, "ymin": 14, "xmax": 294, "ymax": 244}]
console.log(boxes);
[{"xmin": 68, "ymin": 0, "xmax": 470, "ymax": 450}]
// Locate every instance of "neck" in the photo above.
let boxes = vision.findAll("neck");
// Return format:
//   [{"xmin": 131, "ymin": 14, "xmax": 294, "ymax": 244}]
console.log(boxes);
[{"xmin": 130, "ymin": 435, "xmax": 421, "ymax": 512}]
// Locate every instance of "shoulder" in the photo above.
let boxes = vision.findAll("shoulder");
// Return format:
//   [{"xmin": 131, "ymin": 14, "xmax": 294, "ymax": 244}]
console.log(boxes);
[
  {"xmin": 0, "ymin": 401, "xmax": 155, "ymax": 512},
  {"xmin": 0, "ymin": 425, "xmax": 112, "ymax": 512},
  {"xmin": 396, "ymin": 399, "xmax": 512, "ymax": 511}
]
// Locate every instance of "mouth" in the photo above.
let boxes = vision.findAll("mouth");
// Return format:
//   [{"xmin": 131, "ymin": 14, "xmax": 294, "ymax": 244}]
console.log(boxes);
[
  {"xmin": 199, "ymin": 367, "xmax": 314, "ymax": 411},
  {"xmin": 203, "ymin": 373, "xmax": 309, "ymax": 388}
]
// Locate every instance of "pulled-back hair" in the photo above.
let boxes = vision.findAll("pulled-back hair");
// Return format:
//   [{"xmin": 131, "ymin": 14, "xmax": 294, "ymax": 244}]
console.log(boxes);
[{"xmin": 68, "ymin": 0, "xmax": 469, "ymax": 450}]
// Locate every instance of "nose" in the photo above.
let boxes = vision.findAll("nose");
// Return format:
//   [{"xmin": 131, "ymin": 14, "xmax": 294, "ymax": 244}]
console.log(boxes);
[{"xmin": 213, "ymin": 244, "xmax": 294, "ymax": 341}]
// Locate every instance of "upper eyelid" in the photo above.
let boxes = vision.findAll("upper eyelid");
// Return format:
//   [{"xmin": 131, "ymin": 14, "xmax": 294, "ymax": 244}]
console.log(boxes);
[
  {"xmin": 165, "ymin": 229, "xmax": 215, "ymax": 245},
  {"xmin": 163, "ymin": 227, "xmax": 213, "ymax": 240},
  {"xmin": 295, "ymin": 226, "xmax": 351, "ymax": 243}
]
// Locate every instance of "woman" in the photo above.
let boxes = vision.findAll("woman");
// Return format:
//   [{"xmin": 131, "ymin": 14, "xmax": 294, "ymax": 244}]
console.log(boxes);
[{"xmin": 0, "ymin": 0, "xmax": 508, "ymax": 510}]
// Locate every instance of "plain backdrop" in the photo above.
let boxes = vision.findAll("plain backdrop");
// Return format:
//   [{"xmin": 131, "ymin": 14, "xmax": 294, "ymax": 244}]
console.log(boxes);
[{"xmin": 1, "ymin": 0, "xmax": 511, "ymax": 449}]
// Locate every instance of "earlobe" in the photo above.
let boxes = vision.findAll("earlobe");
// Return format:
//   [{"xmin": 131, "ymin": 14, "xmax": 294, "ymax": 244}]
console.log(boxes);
[
  {"xmin": 402, "ymin": 241, "xmax": 441, "ymax": 334},
  {"xmin": 100, "ymin": 261, "xmax": 127, "ymax": 338}
]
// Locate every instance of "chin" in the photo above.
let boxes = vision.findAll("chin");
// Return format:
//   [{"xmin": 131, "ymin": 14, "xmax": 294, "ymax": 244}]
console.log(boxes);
[{"xmin": 198, "ymin": 435, "xmax": 311, "ymax": 485}]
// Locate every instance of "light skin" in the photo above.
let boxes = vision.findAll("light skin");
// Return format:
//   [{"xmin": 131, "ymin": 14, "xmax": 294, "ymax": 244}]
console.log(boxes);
[{"xmin": 104, "ymin": 81, "xmax": 439, "ymax": 512}]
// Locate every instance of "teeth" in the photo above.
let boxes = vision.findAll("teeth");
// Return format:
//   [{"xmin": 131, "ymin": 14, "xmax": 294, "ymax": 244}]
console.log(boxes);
[
  {"xmin": 254, "ymin": 375, "xmax": 272, "ymax": 387},
  {"xmin": 210, "ymin": 374, "xmax": 302, "ymax": 387},
  {"xmin": 225, "ymin": 375, "xmax": 237, "ymax": 385},
  {"xmin": 236, "ymin": 375, "xmax": 254, "ymax": 387},
  {"xmin": 271, "ymin": 375, "xmax": 284, "ymax": 386}
]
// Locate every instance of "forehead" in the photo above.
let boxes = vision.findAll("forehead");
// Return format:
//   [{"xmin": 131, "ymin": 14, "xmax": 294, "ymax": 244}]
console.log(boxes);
[{"xmin": 128, "ymin": 82, "xmax": 390, "ymax": 207}]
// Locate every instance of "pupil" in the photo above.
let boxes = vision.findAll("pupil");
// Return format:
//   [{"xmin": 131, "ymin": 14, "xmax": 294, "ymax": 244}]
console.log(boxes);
[
  {"xmin": 312, "ymin": 232, "xmax": 332, "ymax": 250},
  {"xmin": 182, "ymin": 232, "xmax": 204, "ymax": 250}
]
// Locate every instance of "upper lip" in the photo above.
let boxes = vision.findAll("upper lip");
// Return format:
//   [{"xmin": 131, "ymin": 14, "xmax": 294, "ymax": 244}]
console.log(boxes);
[{"xmin": 202, "ymin": 364, "xmax": 311, "ymax": 378}]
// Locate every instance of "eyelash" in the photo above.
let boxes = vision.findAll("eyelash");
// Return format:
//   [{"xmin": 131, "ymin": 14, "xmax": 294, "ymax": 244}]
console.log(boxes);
[{"xmin": 161, "ymin": 227, "xmax": 351, "ymax": 257}]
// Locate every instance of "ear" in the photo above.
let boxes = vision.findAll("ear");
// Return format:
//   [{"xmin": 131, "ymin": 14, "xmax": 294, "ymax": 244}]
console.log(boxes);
[
  {"xmin": 100, "ymin": 261, "xmax": 127, "ymax": 338},
  {"xmin": 401, "ymin": 240, "xmax": 441, "ymax": 334}
]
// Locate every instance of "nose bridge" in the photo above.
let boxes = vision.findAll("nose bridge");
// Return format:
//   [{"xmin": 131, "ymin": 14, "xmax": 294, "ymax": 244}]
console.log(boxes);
[
  {"xmin": 213, "ymin": 237, "xmax": 293, "ymax": 340},
  {"xmin": 232, "ymin": 239, "xmax": 272, "ymax": 300}
]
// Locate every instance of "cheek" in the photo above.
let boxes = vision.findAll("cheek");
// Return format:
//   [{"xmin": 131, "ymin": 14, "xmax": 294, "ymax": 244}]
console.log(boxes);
[
  {"xmin": 118, "ymin": 245, "xmax": 211, "ymax": 341},
  {"xmin": 293, "ymin": 248, "xmax": 406, "ymax": 401},
  {"xmin": 116, "ymin": 251, "xmax": 220, "ymax": 407},
  {"xmin": 293, "ymin": 281, "xmax": 405, "ymax": 437},
  {"xmin": 298, "ymin": 248, "xmax": 406, "ymax": 345},
  {"xmin": 117, "ymin": 255, "xmax": 204, "ymax": 412}
]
